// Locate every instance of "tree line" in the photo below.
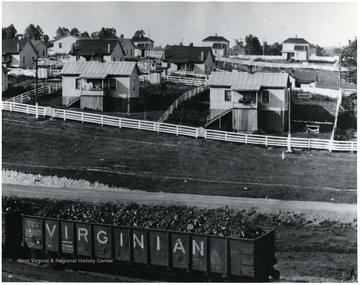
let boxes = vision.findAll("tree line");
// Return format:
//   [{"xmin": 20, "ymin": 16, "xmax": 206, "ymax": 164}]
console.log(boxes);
[{"xmin": 2, "ymin": 24, "xmax": 147, "ymax": 42}]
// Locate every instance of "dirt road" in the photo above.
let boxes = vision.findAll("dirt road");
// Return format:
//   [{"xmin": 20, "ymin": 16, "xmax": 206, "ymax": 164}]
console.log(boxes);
[{"xmin": 3, "ymin": 183, "xmax": 356, "ymax": 224}]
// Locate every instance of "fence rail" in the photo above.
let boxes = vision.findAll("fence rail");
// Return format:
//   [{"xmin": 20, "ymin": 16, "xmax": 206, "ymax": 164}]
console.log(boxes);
[
  {"xmin": 219, "ymin": 57, "xmax": 343, "ymax": 72},
  {"xmin": 163, "ymin": 76, "xmax": 207, "ymax": 87},
  {"xmin": 1, "ymin": 101, "xmax": 356, "ymax": 152}
]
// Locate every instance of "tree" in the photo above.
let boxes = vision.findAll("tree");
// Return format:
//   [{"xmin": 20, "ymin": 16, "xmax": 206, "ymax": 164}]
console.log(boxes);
[
  {"xmin": 133, "ymin": 30, "xmax": 145, "ymax": 39},
  {"xmin": 2, "ymin": 24, "xmax": 17, "ymax": 39},
  {"xmin": 91, "ymin": 31, "xmax": 99, "ymax": 38},
  {"xmin": 244, "ymin": 34, "xmax": 262, "ymax": 55},
  {"xmin": 70, "ymin": 28, "xmax": 80, "ymax": 36},
  {"xmin": 56, "ymin": 27, "xmax": 69, "ymax": 38},
  {"xmin": 81, "ymin": 31, "xmax": 90, "ymax": 38},
  {"xmin": 41, "ymin": 35, "xmax": 49, "ymax": 45},
  {"xmin": 267, "ymin": 42, "xmax": 282, "ymax": 55},
  {"xmin": 24, "ymin": 24, "xmax": 44, "ymax": 40},
  {"xmin": 313, "ymin": 44, "xmax": 328, "ymax": 56},
  {"xmin": 341, "ymin": 38, "xmax": 357, "ymax": 84},
  {"xmin": 98, "ymin": 27, "xmax": 117, "ymax": 39}
]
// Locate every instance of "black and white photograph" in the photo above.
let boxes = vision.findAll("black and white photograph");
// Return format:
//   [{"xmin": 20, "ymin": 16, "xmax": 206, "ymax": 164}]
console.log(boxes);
[{"xmin": 1, "ymin": 1, "xmax": 357, "ymax": 282}]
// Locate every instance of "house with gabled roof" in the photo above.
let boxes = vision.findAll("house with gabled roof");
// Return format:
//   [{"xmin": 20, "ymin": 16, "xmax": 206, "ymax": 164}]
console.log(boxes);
[
  {"xmin": 60, "ymin": 61, "xmax": 140, "ymax": 112},
  {"xmin": 48, "ymin": 35, "xmax": 84, "ymax": 56},
  {"xmin": 282, "ymin": 37, "xmax": 315, "ymax": 62},
  {"xmin": 132, "ymin": 36, "xmax": 154, "ymax": 57},
  {"xmin": 202, "ymin": 34, "xmax": 230, "ymax": 57},
  {"xmin": 119, "ymin": 35, "xmax": 137, "ymax": 61},
  {"xmin": 208, "ymin": 71, "xmax": 290, "ymax": 132},
  {"xmin": 2, "ymin": 39, "xmax": 48, "ymax": 68},
  {"xmin": 69, "ymin": 39, "xmax": 126, "ymax": 62},
  {"xmin": 163, "ymin": 45, "xmax": 215, "ymax": 75}
]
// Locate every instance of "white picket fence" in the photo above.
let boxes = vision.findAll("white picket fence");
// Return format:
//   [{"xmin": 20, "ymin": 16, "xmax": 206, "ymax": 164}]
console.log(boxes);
[
  {"xmin": 219, "ymin": 56, "xmax": 343, "ymax": 72},
  {"xmin": 294, "ymin": 87, "xmax": 341, "ymax": 98},
  {"xmin": 6, "ymin": 84, "xmax": 62, "ymax": 103},
  {"xmin": 204, "ymin": 129, "xmax": 357, "ymax": 153},
  {"xmin": 163, "ymin": 76, "xmax": 207, "ymax": 87},
  {"xmin": 1, "ymin": 101, "xmax": 357, "ymax": 152}
]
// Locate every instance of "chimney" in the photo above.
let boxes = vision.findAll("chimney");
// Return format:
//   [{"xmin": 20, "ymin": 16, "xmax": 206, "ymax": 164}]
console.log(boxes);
[
  {"xmin": 17, "ymin": 43, "xmax": 20, "ymax": 52},
  {"xmin": 108, "ymin": 43, "xmax": 111, "ymax": 53},
  {"xmin": 215, "ymin": 33, "xmax": 217, "ymax": 37},
  {"xmin": 120, "ymin": 34, "xmax": 124, "ymax": 39},
  {"xmin": 295, "ymin": 35, "xmax": 297, "ymax": 38},
  {"xmin": 200, "ymin": 51, "xmax": 204, "ymax": 61}
]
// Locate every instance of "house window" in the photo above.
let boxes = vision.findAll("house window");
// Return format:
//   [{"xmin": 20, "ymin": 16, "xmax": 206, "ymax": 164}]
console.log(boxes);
[
  {"xmin": 133, "ymin": 78, "xmax": 136, "ymax": 91},
  {"xmin": 262, "ymin": 91, "xmax": 270, "ymax": 103},
  {"xmin": 75, "ymin": 79, "xmax": 81, "ymax": 90},
  {"xmin": 59, "ymin": 43, "xmax": 62, "ymax": 48},
  {"xmin": 22, "ymin": 56, "xmax": 25, "ymax": 63},
  {"xmin": 110, "ymin": 78, "xmax": 116, "ymax": 90},
  {"xmin": 43, "ymin": 50, "xmax": 45, "ymax": 56},
  {"xmin": 224, "ymin": 90, "xmax": 232, "ymax": 102}
]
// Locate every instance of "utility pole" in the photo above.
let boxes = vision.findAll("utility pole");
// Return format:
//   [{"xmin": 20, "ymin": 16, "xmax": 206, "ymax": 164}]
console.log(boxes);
[
  {"xmin": 35, "ymin": 57, "xmax": 38, "ymax": 104},
  {"xmin": 263, "ymin": 38, "xmax": 265, "ymax": 57}
]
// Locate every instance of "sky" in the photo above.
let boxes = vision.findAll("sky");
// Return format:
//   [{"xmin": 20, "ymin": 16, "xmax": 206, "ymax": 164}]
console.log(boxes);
[{"xmin": 1, "ymin": 1, "xmax": 357, "ymax": 48}]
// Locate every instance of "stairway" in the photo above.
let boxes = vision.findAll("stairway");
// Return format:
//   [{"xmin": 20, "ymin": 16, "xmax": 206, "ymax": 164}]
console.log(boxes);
[
  {"xmin": 66, "ymin": 96, "xmax": 80, "ymax": 107},
  {"xmin": 205, "ymin": 108, "xmax": 233, "ymax": 127},
  {"xmin": 158, "ymin": 85, "xmax": 209, "ymax": 123}
]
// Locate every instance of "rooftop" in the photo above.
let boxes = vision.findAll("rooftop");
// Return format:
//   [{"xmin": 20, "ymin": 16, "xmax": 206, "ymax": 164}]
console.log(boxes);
[
  {"xmin": 283, "ymin": 38, "xmax": 310, "ymax": 44},
  {"xmin": 203, "ymin": 36, "xmax": 230, "ymax": 43},
  {"xmin": 2, "ymin": 39, "xmax": 29, "ymax": 55},
  {"xmin": 163, "ymin": 45, "xmax": 213, "ymax": 63},
  {"xmin": 291, "ymin": 70, "xmax": 317, "ymax": 83},
  {"xmin": 70, "ymin": 39, "xmax": 125, "ymax": 56},
  {"xmin": 61, "ymin": 61, "xmax": 139, "ymax": 79},
  {"xmin": 209, "ymin": 71, "xmax": 289, "ymax": 91}
]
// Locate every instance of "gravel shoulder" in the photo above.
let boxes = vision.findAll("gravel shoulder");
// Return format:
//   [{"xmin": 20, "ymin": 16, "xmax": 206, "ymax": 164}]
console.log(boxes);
[{"xmin": 2, "ymin": 183, "xmax": 357, "ymax": 224}]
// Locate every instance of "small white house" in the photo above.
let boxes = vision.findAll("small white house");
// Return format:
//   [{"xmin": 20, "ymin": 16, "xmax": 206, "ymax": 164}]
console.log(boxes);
[
  {"xmin": 48, "ymin": 35, "xmax": 83, "ymax": 56},
  {"xmin": 61, "ymin": 61, "xmax": 140, "ymax": 112},
  {"xmin": 208, "ymin": 71, "xmax": 290, "ymax": 132},
  {"xmin": 202, "ymin": 34, "xmax": 230, "ymax": 58},
  {"xmin": 281, "ymin": 37, "xmax": 317, "ymax": 62}
]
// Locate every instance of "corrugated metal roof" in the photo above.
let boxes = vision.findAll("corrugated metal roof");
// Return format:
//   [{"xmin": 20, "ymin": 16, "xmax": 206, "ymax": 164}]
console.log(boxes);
[
  {"xmin": 61, "ymin": 61, "xmax": 138, "ymax": 78},
  {"xmin": 209, "ymin": 71, "xmax": 289, "ymax": 91}
]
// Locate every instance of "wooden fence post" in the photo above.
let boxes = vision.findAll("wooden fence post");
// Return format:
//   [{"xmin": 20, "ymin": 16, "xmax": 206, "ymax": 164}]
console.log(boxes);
[
  {"xmin": 119, "ymin": 117, "xmax": 122, "ymax": 128},
  {"xmin": 81, "ymin": 113, "xmax": 84, "ymax": 123},
  {"xmin": 63, "ymin": 110, "xmax": 66, "ymax": 121},
  {"xmin": 245, "ymin": 134, "xmax": 248, "ymax": 145},
  {"xmin": 35, "ymin": 103, "xmax": 39, "ymax": 119},
  {"xmin": 328, "ymin": 139, "xmax": 333, "ymax": 152},
  {"xmin": 351, "ymin": 142, "xmax": 354, "ymax": 154},
  {"xmin": 265, "ymin": 136, "xmax": 268, "ymax": 147},
  {"xmin": 9, "ymin": 102, "xmax": 12, "ymax": 113},
  {"xmin": 176, "ymin": 125, "xmax": 179, "ymax": 136}
]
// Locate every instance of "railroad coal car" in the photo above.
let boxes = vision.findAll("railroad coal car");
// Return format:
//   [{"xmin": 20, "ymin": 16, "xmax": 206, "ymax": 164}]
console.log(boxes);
[{"xmin": 4, "ymin": 214, "xmax": 280, "ymax": 281}]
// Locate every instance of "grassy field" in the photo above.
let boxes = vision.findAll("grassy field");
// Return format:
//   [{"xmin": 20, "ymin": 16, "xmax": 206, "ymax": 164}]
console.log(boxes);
[{"xmin": 2, "ymin": 111, "xmax": 356, "ymax": 203}]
